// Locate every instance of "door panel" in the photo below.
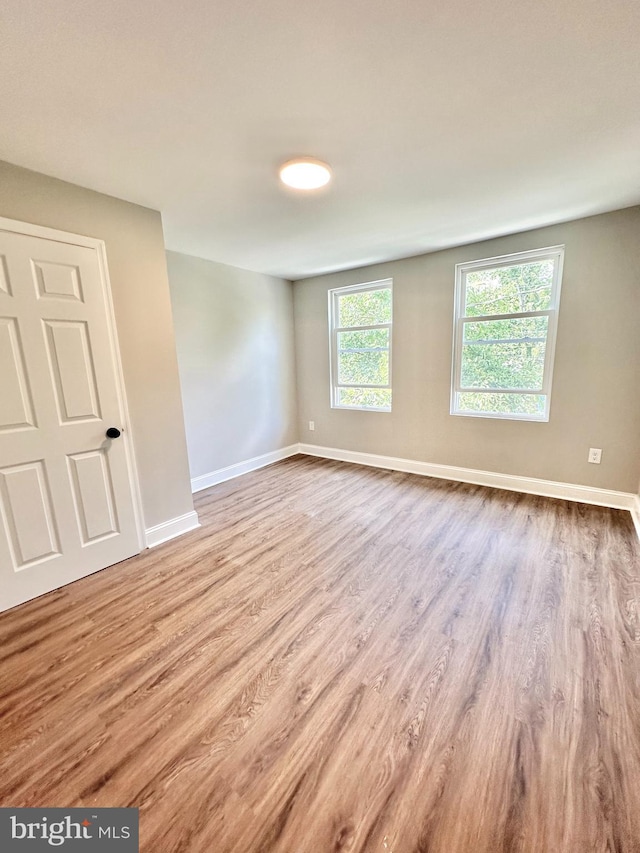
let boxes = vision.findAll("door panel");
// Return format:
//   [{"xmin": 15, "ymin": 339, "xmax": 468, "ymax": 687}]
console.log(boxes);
[
  {"xmin": 32, "ymin": 259, "xmax": 84, "ymax": 302},
  {"xmin": 0, "ymin": 255, "xmax": 11, "ymax": 295},
  {"xmin": 67, "ymin": 449, "xmax": 119, "ymax": 544},
  {"xmin": 43, "ymin": 320, "xmax": 101, "ymax": 422},
  {"xmin": 0, "ymin": 221, "xmax": 142, "ymax": 612},
  {"xmin": 0, "ymin": 459, "xmax": 61, "ymax": 569},
  {"xmin": 0, "ymin": 317, "xmax": 37, "ymax": 431}
]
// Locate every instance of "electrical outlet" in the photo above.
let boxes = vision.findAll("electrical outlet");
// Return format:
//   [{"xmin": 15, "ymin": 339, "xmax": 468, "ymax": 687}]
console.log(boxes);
[
  {"xmin": 309, "ymin": 421, "xmax": 315, "ymax": 431},
  {"xmin": 588, "ymin": 448, "xmax": 602, "ymax": 464}
]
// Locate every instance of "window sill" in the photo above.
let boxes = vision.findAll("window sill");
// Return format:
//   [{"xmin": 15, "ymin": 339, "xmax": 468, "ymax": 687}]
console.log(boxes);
[
  {"xmin": 331, "ymin": 404, "xmax": 392, "ymax": 413},
  {"xmin": 450, "ymin": 409, "xmax": 549, "ymax": 423}
]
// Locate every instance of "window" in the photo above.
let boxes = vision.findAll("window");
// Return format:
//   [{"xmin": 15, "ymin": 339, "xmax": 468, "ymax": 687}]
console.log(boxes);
[
  {"xmin": 329, "ymin": 279, "xmax": 392, "ymax": 411},
  {"xmin": 451, "ymin": 246, "xmax": 564, "ymax": 421}
]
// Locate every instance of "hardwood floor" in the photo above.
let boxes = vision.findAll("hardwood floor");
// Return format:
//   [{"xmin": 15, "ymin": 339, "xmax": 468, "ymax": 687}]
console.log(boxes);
[{"xmin": 1, "ymin": 455, "xmax": 639, "ymax": 852}]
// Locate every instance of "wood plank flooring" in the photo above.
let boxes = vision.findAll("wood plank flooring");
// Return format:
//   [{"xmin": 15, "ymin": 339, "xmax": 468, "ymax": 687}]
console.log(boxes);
[{"xmin": 1, "ymin": 454, "xmax": 640, "ymax": 852}]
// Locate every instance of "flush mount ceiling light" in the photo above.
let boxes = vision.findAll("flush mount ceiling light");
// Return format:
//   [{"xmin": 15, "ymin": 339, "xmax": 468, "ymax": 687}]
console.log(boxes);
[{"xmin": 279, "ymin": 157, "xmax": 332, "ymax": 190}]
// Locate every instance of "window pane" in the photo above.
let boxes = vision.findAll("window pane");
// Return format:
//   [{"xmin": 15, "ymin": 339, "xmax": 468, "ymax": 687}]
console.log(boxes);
[
  {"xmin": 338, "ymin": 288, "xmax": 391, "ymax": 327},
  {"xmin": 465, "ymin": 260, "xmax": 554, "ymax": 317},
  {"xmin": 338, "ymin": 342, "xmax": 389, "ymax": 386},
  {"xmin": 456, "ymin": 392, "xmax": 546, "ymax": 418},
  {"xmin": 463, "ymin": 316, "xmax": 549, "ymax": 342},
  {"xmin": 338, "ymin": 328, "xmax": 389, "ymax": 351},
  {"xmin": 337, "ymin": 387, "xmax": 392, "ymax": 410},
  {"xmin": 460, "ymin": 317, "xmax": 548, "ymax": 390}
]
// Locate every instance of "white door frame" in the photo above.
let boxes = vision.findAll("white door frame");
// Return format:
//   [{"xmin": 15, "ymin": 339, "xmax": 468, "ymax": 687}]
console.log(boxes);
[{"xmin": 0, "ymin": 215, "xmax": 146, "ymax": 553}]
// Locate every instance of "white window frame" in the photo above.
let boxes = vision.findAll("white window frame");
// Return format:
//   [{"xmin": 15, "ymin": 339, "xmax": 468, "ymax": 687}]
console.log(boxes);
[
  {"xmin": 451, "ymin": 245, "xmax": 564, "ymax": 422},
  {"xmin": 328, "ymin": 278, "xmax": 393, "ymax": 412}
]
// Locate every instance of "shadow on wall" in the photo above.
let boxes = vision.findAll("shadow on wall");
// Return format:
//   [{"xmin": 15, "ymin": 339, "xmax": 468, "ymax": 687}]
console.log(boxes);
[
  {"xmin": 167, "ymin": 250, "xmax": 298, "ymax": 479},
  {"xmin": 217, "ymin": 304, "xmax": 289, "ymax": 460}
]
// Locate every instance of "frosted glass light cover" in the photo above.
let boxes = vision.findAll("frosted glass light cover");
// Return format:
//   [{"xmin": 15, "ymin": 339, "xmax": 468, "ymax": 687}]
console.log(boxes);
[{"xmin": 279, "ymin": 158, "xmax": 332, "ymax": 190}]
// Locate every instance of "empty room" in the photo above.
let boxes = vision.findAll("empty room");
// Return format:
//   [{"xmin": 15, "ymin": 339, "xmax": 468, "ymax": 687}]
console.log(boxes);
[{"xmin": 1, "ymin": 1, "xmax": 639, "ymax": 851}]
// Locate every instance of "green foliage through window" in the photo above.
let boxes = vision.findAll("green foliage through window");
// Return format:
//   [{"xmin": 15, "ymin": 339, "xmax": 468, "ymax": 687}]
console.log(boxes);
[
  {"xmin": 331, "ymin": 283, "xmax": 392, "ymax": 411},
  {"xmin": 453, "ymin": 250, "xmax": 563, "ymax": 420},
  {"xmin": 337, "ymin": 329, "xmax": 389, "ymax": 386},
  {"xmin": 457, "ymin": 392, "xmax": 546, "ymax": 417},
  {"xmin": 337, "ymin": 388, "xmax": 392, "ymax": 409},
  {"xmin": 338, "ymin": 288, "xmax": 392, "ymax": 327},
  {"xmin": 461, "ymin": 317, "xmax": 548, "ymax": 391},
  {"xmin": 465, "ymin": 261, "xmax": 553, "ymax": 316}
]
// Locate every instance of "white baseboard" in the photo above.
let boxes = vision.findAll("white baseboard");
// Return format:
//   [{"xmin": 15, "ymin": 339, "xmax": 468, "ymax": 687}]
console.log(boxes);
[
  {"xmin": 191, "ymin": 444, "xmax": 300, "ymax": 493},
  {"xmin": 145, "ymin": 510, "xmax": 200, "ymax": 548},
  {"xmin": 298, "ymin": 443, "xmax": 637, "ymax": 513},
  {"xmin": 631, "ymin": 495, "xmax": 640, "ymax": 542}
]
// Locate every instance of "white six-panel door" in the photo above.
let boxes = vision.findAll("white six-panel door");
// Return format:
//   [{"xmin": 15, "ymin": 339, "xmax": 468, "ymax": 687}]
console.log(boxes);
[{"xmin": 0, "ymin": 219, "xmax": 143, "ymax": 612}]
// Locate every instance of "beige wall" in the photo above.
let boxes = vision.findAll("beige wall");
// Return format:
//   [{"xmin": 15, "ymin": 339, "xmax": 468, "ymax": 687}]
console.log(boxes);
[
  {"xmin": 167, "ymin": 251, "xmax": 298, "ymax": 480},
  {"xmin": 0, "ymin": 161, "xmax": 194, "ymax": 529},
  {"xmin": 294, "ymin": 207, "xmax": 640, "ymax": 494}
]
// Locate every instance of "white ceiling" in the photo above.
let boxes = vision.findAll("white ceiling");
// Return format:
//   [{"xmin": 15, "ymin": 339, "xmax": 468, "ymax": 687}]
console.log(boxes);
[{"xmin": 1, "ymin": 0, "xmax": 639, "ymax": 279}]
